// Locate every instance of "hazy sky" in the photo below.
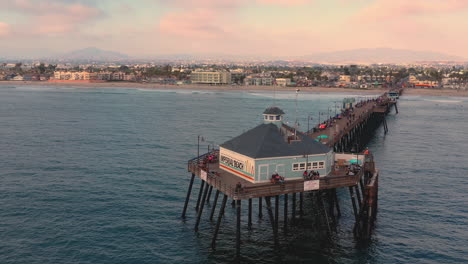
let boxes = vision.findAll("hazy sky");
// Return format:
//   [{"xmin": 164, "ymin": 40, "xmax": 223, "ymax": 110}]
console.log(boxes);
[{"xmin": 1, "ymin": 0, "xmax": 468, "ymax": 57}]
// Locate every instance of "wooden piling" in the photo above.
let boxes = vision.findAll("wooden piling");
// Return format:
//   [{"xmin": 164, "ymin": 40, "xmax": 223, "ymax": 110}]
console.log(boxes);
[
  {"xmin": 195, "ymin": 180, "xmax": 205, "ymax": 212},
  {"xmin": 209, "ymin": 189, "xmax": 220, "ymax": 221},
  {"xmin": 194, "ymin": 183, "xmax": 210, "ymax": 232},
  {"xmin": 236, "ymin": 200, "xmax": 241, "ymax": 260},
  {"xmin": 275, "ymin": 195, "xmax": 279, "ymax": 233},
  {"xmin": 258, "ymin": 197, "xmax": 263, "ymax": 218},
  {"xmin": 334, "ymin": 189, "xmax": 341, "ymax": 217},
  {"xmin": 355, "ymin": 185, "xmax": 362, "ymax": 210},
  {"xmin": 211, "ymin": 194, "xmax": 228, "ymax": 249},
  {"xmin": 181, "ymin": 173, "xmax": 195, "ymax": 218},
  {"xmin": 265, "ymin": 197, "xmax": 278, "ymax": 245},
  {"xmin": 292, "ymin": 192, "xmax": 296, "ymax": 221},
  {"xmin": 317, "ymin": 192, "xmax": 332, "ymax": 234},
  {"xmin": 348, "ymin": 186, "xmax": 360, "ymax": 233},
  {"xmin": 248, "ymin": 198, "xmax": 252, "ymax": 229},
  {"xmin": 284, "ymin": 194, "xmax": 288, "ymax": 233},
  {"xmin": 299, "ymin": 192, "xmax": 304, "ymax": 216},
  {"xmin": 205, "ymin": 185, "xmax": 213, "ymax": 204}
]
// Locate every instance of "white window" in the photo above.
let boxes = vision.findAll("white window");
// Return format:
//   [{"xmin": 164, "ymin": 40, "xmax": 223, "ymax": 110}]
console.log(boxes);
[
  {"xmin": 276, "ymin": 115, "xmax": 281, "ymax": 120},
  {"xmin": 318, "ymin": 161, "xmax": 325, "ymax": 169},
  {"xmin": 269, "ymin": 115, "xmax": 274, "ymax": 120},
  {"xmin": 293, "ymin": 163, "xmax": 299, "ymax": 171},
  {"xmin": 264, "ymin": 116, "xmax": 268, "ymax": 120},
  {"xmin": 307, "ymin": 162, "xmax": 312, "ymax": 170},
  {"xmin": 299, "ymin": 163, "xmax": 306, "ymax": 170},
  {"xmin": 310, "ymin": 161, "xmax": 325, "ymax": 169},
  {"xmin": 292, "ymin": 162, "xmax": 307, "ymax": 171}
]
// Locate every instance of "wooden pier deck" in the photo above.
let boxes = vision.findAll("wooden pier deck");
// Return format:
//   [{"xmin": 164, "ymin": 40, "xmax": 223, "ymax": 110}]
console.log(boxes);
[
  {"xmin": 187, "ymin": 157, "xmax": 367, "ymax": 200},
  {"xmin": 181, "ymin": 89, "xmax": 400, "ymax": 256},
  {"xmin": 307, "ymin": 93, "xmax": 395, "ymax": 148}
]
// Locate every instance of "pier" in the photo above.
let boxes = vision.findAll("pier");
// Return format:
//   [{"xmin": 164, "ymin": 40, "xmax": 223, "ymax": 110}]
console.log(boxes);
[{"xmin": 181, "ymin": 89, "xmax": 401, "ymax": 260}]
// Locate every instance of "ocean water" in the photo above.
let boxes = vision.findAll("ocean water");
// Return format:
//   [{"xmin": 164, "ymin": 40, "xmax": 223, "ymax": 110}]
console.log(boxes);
[{"xmin": 1, "ymin": 86, "xmax": 467, "ymax": 264}]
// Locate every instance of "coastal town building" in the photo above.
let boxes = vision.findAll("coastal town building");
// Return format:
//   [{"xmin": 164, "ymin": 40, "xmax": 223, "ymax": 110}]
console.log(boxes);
[
  {"xmin": 53, "ymin": 71, "xmax": 134, "ymax": 81},
  {"xmin": 339, "ymin": 75, "xmax": 352, "ymax": 83},
  {"xmin": 408, "ymin": 74, "xmax": 440, "ymax": 87},
  {"xmin": 275, "ymin": 78, "xmax": 292, "ymax": 86},
  {"xmin": 219, "ymin": 107, "xmax": 333, "ymax": 183},
  {"xmin": 190, "ymin": 71, "xmax": 231, "ymax": 84},
  {"xmin": 54, "ymin": 71, "xmax": 92, "ymax": 81},
  {"xmin": 244, "ymin": 74, "xmax": 274, "ymax": 86}
]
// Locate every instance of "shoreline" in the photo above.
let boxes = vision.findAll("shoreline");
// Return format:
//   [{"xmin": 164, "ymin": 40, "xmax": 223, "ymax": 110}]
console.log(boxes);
[{"xmin": 1, "ymin": 81, "xmax": 468, "ymax": 97}]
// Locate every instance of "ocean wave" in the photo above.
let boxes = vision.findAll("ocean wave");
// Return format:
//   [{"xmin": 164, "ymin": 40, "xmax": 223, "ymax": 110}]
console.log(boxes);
[{"xmin": 423, "ymin": 99, "xmax": 463, "ymax": 103}]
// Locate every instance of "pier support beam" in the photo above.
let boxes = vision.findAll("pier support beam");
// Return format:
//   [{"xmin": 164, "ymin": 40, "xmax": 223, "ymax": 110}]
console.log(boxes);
[
  {"xmin": 299, "ymin": 192, "xmax": 304, "ymax": 216},
  {"xmin": 236, "ymin": 200, "xmax": 241, "ymax": 260},
  {"xmin": 211, "ymin": 194, "xmax": 228, "ymax": 250},
  {"xmin": 317, "ymin": 192, "xmax": 332, "ymax": 234},
  {"xmin": 195, "ymin": 180, "xmax": 205, "ymax": 212},
  {"xmin": 248, "ymin": 198, "xmax": 252, "ymax": 229},
  {"xmin": 349, "ymin": 186, "xmax": 360, "ymax": 234},
  {"xmin": 355, "ymin": 185, "xmax": 362, "ymax": 210},
  {"xmin": 258, "ymin": 197, "xmax": 263, "ymax": 219},
  {"xmin": 284, "ymin": 194, "xmax": 288, "ymax": 233},
  {"xmin": 292, "ymin": 193, "xmax": 296, "ymax": 222},
  {"xmin": 275, "ymin": 195, "xmax": 279, "ymax": 233},
  {"xmin": 181, "ymin": 173, "xmax": 195, "ymax": 218},
  {"xmin": 265, "ymin": 197, "xmax": 278, "ymax": 245},
  {"xmin": 334, "ymin": 189, "xmax": 341, "ymax": 217},
  {"xmin": 209, "ymin": 190, "xmax": 220, "ymax": 221},
  {"xmin": 205, "ymin": 185, "xmax": 213, "ymax": 205},
  {"xmin": 327, "ymin": 190, "xmax": 336, "ymax": 223},
  {"xmin": 194, "ymin": 183, "xmax": 210, "ymax": 232}
]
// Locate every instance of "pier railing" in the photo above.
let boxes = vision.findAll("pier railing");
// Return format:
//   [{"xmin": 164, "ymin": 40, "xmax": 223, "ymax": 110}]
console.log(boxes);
[{"xmin": 187, "ymin": 154, "xmax": 364, "ymax": 199}]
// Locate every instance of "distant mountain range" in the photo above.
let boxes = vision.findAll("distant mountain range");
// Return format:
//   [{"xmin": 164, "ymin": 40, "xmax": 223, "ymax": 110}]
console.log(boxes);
[
  {"xmin": 296, "ymin": 48, "xmax": 466, "ymax": 64},
  {"xmin": 14, "ymin": 47, "xmax": 466, "ymax": 64},
  {"xmin": 47, "ymin": 47, "xmax": 130, "ymax": 62}
]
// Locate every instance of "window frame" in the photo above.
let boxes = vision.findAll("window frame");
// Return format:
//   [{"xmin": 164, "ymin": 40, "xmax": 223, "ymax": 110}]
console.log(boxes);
[{"xmin": 293, "ymin": 160, "xmax": 325, "ymax": 171}]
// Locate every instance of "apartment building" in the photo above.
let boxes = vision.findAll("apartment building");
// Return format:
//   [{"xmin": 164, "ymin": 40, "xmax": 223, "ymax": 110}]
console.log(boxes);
[{"xmin": 191, "ymin": 71, "xmax": 231, "ymax": 84}]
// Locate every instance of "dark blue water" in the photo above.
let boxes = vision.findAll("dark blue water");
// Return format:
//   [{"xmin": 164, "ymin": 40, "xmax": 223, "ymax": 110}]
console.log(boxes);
[{"xmin": 1, "ymin": 86, "xmax": 467, "ymax": 263}]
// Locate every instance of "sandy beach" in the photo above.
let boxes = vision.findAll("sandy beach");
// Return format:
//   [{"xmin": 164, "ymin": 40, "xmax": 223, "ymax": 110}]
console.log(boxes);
[{"xmin": 1, "ymin": 81, "xmax": 468, "ymax": 97}]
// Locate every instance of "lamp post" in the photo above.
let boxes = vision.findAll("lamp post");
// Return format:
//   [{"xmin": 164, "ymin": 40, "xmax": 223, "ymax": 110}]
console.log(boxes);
[
  {"xmin": 307, "ymin": 113, "xmax": 313, "ymax": 135},
  {"xmin": 197, "ymin": 135, "xmax": 205, "ymax": 166},
  {"xmin": 334, "ymin": 101, "xmax": 339, "ymax": 116}
]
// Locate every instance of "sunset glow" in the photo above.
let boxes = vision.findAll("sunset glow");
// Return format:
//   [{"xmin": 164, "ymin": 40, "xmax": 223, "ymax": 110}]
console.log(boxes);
[{"xmin": 1, "ymin": 0, "xmax": 467, "ymax": 57}]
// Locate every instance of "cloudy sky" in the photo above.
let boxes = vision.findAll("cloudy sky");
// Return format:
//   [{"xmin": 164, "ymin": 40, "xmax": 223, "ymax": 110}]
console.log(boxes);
[{"xmin": 1, "ymin": 0, "xmax": 467, "ymax": 57}]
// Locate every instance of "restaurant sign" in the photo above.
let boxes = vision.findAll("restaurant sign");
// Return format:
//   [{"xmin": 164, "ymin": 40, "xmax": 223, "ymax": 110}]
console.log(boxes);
[{"xmin": 220, "ymin": 154, "xmax": 245, "ymax": 171}]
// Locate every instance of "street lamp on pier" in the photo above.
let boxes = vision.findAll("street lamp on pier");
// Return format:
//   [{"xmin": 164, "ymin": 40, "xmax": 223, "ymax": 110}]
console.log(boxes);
[
  {"xmin": 307, "ymin": 113, "xmax": 313, "ymax": 135},
  {"xmin": 197, "ymin": 135, "xmax": 205, "ymax": 166}
]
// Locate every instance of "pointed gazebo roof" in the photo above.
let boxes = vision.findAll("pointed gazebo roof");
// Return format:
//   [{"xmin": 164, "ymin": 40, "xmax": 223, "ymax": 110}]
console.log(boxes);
[{"xmin": 263, "ymin": 107, "xmax": 285, "ymax": 115}]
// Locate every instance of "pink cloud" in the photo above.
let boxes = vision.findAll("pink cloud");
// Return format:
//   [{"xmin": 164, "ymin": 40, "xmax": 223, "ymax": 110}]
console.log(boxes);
[
  {"xmin": 5, "ymin": 0, "xmax": 103, "ymax": 35},
  {"xmin": 0, "ymin": 22, "xmax": 11, "ymax": 37},
  {"xmin": 159, "ymin": 9, "xmax": 228, "ymax": 39},
  {"xmin": 159, "ymin": 0, "xmax": 311, "ymax": 9},
  {"xmin": 157, "ymin": 0, "xmax": 313, "ymax": 40},
  {"xmin": 355, "ymin": 0, "xmax": 468, "ymax": 22},
  {"xmin": 256, "ymin": 0, "xmax": 311, "ymax": 5}
]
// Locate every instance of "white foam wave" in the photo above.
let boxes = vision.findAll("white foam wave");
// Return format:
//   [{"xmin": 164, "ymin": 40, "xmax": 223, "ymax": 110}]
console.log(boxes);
[{"xmin": 423, "ymin": 99, "xmax": 463, "ymax": 103}]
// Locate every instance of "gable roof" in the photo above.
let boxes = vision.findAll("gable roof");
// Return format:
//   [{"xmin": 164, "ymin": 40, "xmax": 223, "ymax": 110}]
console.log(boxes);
[{"xmin": 220, "ymin": 123, "xmax": 330, "ymax": 159}]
